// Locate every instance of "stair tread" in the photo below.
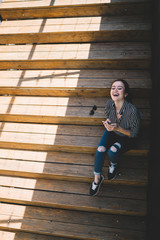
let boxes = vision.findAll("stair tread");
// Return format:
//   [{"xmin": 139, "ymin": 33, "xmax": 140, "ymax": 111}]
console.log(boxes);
[
  {"xmin": 0, "ymin": 176, "xmax": 147, "ymax": 199},
  {"xmin": 0, "ymin": 42, "xmax": 150, "ymax": 61},
  {"xmin": 0, "ymin": 209, "xmax": 146, "ymax": 240},
  {"xmin": 0, "ymin": 16, "xmax": 150, "ymax": 35},
  {"xmin": 0, "ymin": 0, "xmax": 148, "ymax": 8},
  {"xmin": 0, "ymin": 231, "xmax": 73, "ymax": 240},
  {"xmin": 0, "ymin": 157, "xmax": 148, "ymax": 185},
  {"xmin": 0, "ymin": 147, "xmax": 148, "ymax": 185},
  {"xmin": 0, "ymin": 69, "xmax": 152, "ymax": 88},
  {"xmin": 0, "ymin": 1, "xmax": 150, "ymax": 12},
  {"xmin": 0, "ymin": 202, "xmax": 146, "ymax": 231},
  {"xmin": 0, "ymin": 122, "xmax": 150, "ymax": 150},
  {"xmin": 0, "ymin": 148, "xmax": 148, "ymax": 167},
  {"xmin": 0, "ymin": 96, "xmax": 150, "ymax": 121},
  {"xmin": 0, "ymin": 183, "xmax": 146, "ymax": 216}
]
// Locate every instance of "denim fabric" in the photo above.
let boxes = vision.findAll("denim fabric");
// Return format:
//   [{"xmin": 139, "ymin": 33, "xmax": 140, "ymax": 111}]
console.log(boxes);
[{"xmin": 94, "ymin": 130, "xmax": 132, "ymax": 175}]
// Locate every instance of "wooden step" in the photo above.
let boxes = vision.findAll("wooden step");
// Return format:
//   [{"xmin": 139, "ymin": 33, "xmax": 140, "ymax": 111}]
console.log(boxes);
[
  {"xmin": 0, "ymin": 2, "xmax": 151, "ymax": 20},
  {"xmin": 0, "ymin": 95, "xmax": 150, "ymax": 126},
  {"xmin": 0, "ymin": 203, "xmax": 146, "ymax": 236},
  {"xmin": 0, "ymin": 175, "xmax": 147, "ymax": 216},
  {"xmin": 0, "ymin": 147, "xmax": 148, "ymax": 185},
  {"xmin": 0, "ymin": 59, "xmax": 150, "ymax": 70},
  {"xmin": 0, "ymin": 15, "xmax": 151, "ymax": 44},
  {"xmin": 0, "ymin": 156, "xmax": 148, "ymax": 185},
  {"xmin": 0, "ymin": 30, "xmax": 151, "ymax": 45},
  {"xmin": 0, "ymin": 231, "xmax": 73, "ymax": 240},
  {"xmin": 0, "ymin": 175, "xmax": 147, "ymax": 199},
  {"xmin": 0, "ymin": 148, "xmax": 148, "ymax": 168},
  {"xmin": 0, "ymin": 42, "xmax": 151, "ymax": 70},
  {"xmin": 0, "ymin": 95, "xmax": 150, "ymax": 109},
  {"xmin": 0, "ymin": 184, "xmax": 147, "ymax": 216},
  {"xmin": 0, "ymin": 122, "xmax": 150, "ymax": 151},
  {"xmin": 0, "ymin": 86, "xmax": 151, "ymax": 98},
  {"xmin": 0, "ymin": 42, "xmax": 150, "ymax": 60},
  {"xmin": 0, "ymin": 69, "xmax": 151, "ymax": 88},
  {"xmin": 0, "ymin": 203, "xmax": 146, "ymax": 240},
  {"xmin": 0, "ymin": 16, "xmax": 151, "ymax": 34}
]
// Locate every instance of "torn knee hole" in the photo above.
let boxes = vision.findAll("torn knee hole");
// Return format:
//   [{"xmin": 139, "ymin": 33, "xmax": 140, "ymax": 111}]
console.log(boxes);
[
  {"xmin": 110, "ymin": 146, "xmax": 117, "ymax": 152},
  {"xmin": 110, "ymin": 142, "xmax": 121, "ymax": 152},
  {"xmin": 97, "ymin": 146, "xmax": 106, "ymax": 152}
]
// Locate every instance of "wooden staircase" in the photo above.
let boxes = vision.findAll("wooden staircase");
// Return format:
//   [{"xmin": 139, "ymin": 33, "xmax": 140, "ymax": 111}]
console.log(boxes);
[{"xmin": 0, "ymin": 0, "xmax": 151, "ymax": 239}]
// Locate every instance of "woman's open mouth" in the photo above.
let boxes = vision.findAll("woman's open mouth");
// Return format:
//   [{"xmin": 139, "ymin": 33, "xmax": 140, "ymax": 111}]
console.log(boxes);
[{"xmin": 113, "ymin": 93, "xmax": 119, "ymax": 96}]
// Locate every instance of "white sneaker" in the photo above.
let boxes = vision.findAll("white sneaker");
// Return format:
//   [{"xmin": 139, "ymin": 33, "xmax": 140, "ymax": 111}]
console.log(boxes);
[
  {"xmin": 89, "ymin": 175, "xmax": 104, "ymax": 196},
  {"xmin": 109, "ymin": 165, "xmax": 115, "ymax": 174}
]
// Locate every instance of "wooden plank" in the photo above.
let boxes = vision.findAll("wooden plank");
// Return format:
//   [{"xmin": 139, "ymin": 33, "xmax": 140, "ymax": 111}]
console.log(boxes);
[
  {"xmin": 0, "ymin": 3, "xmax": 151, "ymax": 20},
  {"xmin": 0, "ymin": 69, "xmax": 152, "ymax": 88},
  {"xmin": 0, "ymin": 122, "xmax": 150, "ymax": 147},
  {"xmin": 0, "ymin": 41, "xmax": 151, "ymax": 70},
  {"xmin": 0, "ymin": 176, "xmax": 147, "ymax": 199},
  {"xmin": 0, "ymin": 30, "xmax": 151, "ymax": 44},
  {"xmin": 0, "ymin": 231, "xmax": 72, "ymax": 240},
  {"xmin": 0, "ymin": 200, "xmax": 146, "ymax": 239},
  {"xmin": 0, "ymin": 114, "xmax": 150, "ymax": 127},
  {"xmin": 0, "ymin": 114, "xmax": 105, "ymax": 125},
  {"xmin": 0, "ymin": 214, "xmax": 146, "ymax": 240},
  {"xmin": 0, "ymin": 96, "xmax": 151, "ymax": 108},
  {"xmin": 0, "ymin": 43, "xmax": 151, "ymax": 60},
  {"xmin": 0, "ymin": 0, "xmax": 149, "ymax": 7},
  {"xmin": 0, "ymin": 185, "xmax": 147, "ymax": 216},
  {"xmin": 0, "ymin": 15, "xmax": 151, "ymax": 44},
  {"xmin": 0, "ymin": 202, "xmax": 146, "ymax": 231},
  {"xmin": 0, "ymin": 96, "xmax": 150, "ymax": 117},
  {"xmin": 0, "ymin": 158, "xmax": 148, "ymax": 185},
  {"xmin": 0, "ymin": 139, "xmax": 145, "ymax": 156},
  {"xmin": 0, "ymin": 136, "xmax": 149, "ymax": 154},
  {"xmin": 0, "ymin": 148, "xmax": 148, "ymax": 167},
  {"xmin": 0, "ymin": 16, "xmax": 151, "ymax": 33},
  {"xmin": 0, "ymin": 59, "xmax": 151, "ymax": 70},
  {"xmin": 0, "ymin": 86, "xmax": 151, "ymax": 98}
]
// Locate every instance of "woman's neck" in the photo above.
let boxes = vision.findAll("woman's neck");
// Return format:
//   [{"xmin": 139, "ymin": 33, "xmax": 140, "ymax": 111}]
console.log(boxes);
[{"xmin": 114, "ymin": 99, "xmax": 124, "ymax": 113}]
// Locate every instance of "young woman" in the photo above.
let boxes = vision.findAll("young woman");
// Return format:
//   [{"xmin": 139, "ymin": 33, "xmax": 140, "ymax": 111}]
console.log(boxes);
[{"xmin": 90, "ymin": 79, "xmax": 140, "ymax": 196}]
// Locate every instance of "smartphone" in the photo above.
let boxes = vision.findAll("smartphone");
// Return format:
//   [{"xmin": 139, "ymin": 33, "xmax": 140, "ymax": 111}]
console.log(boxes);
[{"xmin": 102, "ymin": 120, "xmax": 111, "ymax": 125}]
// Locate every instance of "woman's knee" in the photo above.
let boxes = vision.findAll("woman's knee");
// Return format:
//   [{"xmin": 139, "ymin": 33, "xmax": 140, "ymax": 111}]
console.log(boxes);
[
  {"xmin": 108, "ymin": 142, "xmax": 122, "ymax": 158},
  {"xmin": 97, "ymin": 146, "xmax": 106, "ymax": 153}
]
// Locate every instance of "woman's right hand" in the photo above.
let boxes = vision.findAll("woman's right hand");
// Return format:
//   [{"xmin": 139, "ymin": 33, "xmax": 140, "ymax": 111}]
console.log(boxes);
[{"xmin": 102, "ymin": 119, "xmax": 117, "ymax": 132}]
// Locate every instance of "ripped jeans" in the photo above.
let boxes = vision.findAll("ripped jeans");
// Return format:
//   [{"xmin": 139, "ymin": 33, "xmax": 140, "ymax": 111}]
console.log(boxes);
[{"xmin": 94, "ymin": 130, "xmax": 133, "ymax": 175}]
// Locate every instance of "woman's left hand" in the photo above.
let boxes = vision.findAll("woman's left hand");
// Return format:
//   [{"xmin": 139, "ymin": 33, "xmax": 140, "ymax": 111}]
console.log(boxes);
[{"xmin": 102, "ymin": 121, "xmax": 118, "ymax": 132}]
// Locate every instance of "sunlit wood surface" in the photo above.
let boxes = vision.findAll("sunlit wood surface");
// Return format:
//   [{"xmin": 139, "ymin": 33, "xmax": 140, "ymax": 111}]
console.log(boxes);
[{"xmin": 0, "ymin": 0, "xmax": 151, "ymax": 239}]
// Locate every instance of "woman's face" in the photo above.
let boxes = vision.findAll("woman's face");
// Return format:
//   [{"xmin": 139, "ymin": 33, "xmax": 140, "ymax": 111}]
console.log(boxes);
[{"xmin": 110, "ymin": 81, "xmax": 127, "ymax": 102}]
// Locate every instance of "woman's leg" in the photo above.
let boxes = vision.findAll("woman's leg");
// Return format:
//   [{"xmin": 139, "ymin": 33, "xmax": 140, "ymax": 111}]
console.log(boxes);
[
  {"xmin": 90, "ymin": 130, "xmax": 114, "ymax": 196},
  {"xmin": 107, "ymin": 136, "xmax": 130, "ymax": 179},
  {"xmin": 108, "ymin": 136, "xmax": 131, "ymax": 165},
  {"xmin": 94, "ymin": 130, "xmax": 113, "ymax": 183}
]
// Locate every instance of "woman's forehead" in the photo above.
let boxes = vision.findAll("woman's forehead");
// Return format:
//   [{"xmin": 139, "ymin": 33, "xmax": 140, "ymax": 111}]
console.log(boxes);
[{"xmin": 112, "ymin": 81, "xmax": 125, "ymax": 87}]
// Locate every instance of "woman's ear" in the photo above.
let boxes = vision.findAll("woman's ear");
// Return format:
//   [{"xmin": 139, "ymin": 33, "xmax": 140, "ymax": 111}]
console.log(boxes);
[{"xmin": 125, "ymin": 93, "xmax": 128, "ymax": 98}]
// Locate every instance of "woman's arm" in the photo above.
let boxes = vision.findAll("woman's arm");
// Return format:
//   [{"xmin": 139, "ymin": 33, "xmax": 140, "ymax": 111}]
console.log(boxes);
[{"xmin": 102, "ymin": 120, "xmax": 131, "ymax": 137}]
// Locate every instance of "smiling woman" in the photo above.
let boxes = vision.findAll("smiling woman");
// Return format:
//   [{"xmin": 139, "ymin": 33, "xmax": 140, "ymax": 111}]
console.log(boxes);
[{"xmin": 90, "ymin": 79, "xmax": 140, "ymax": 196}]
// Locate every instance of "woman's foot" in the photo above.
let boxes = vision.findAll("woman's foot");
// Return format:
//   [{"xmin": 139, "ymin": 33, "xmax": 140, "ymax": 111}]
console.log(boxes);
[
  {"xmin": 108, "ymin": 164, "xmax": 118, "ymax": 180},
  {"xmin": 89, "ymin": 175, "xmax": 104, "ymax": 196}
]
